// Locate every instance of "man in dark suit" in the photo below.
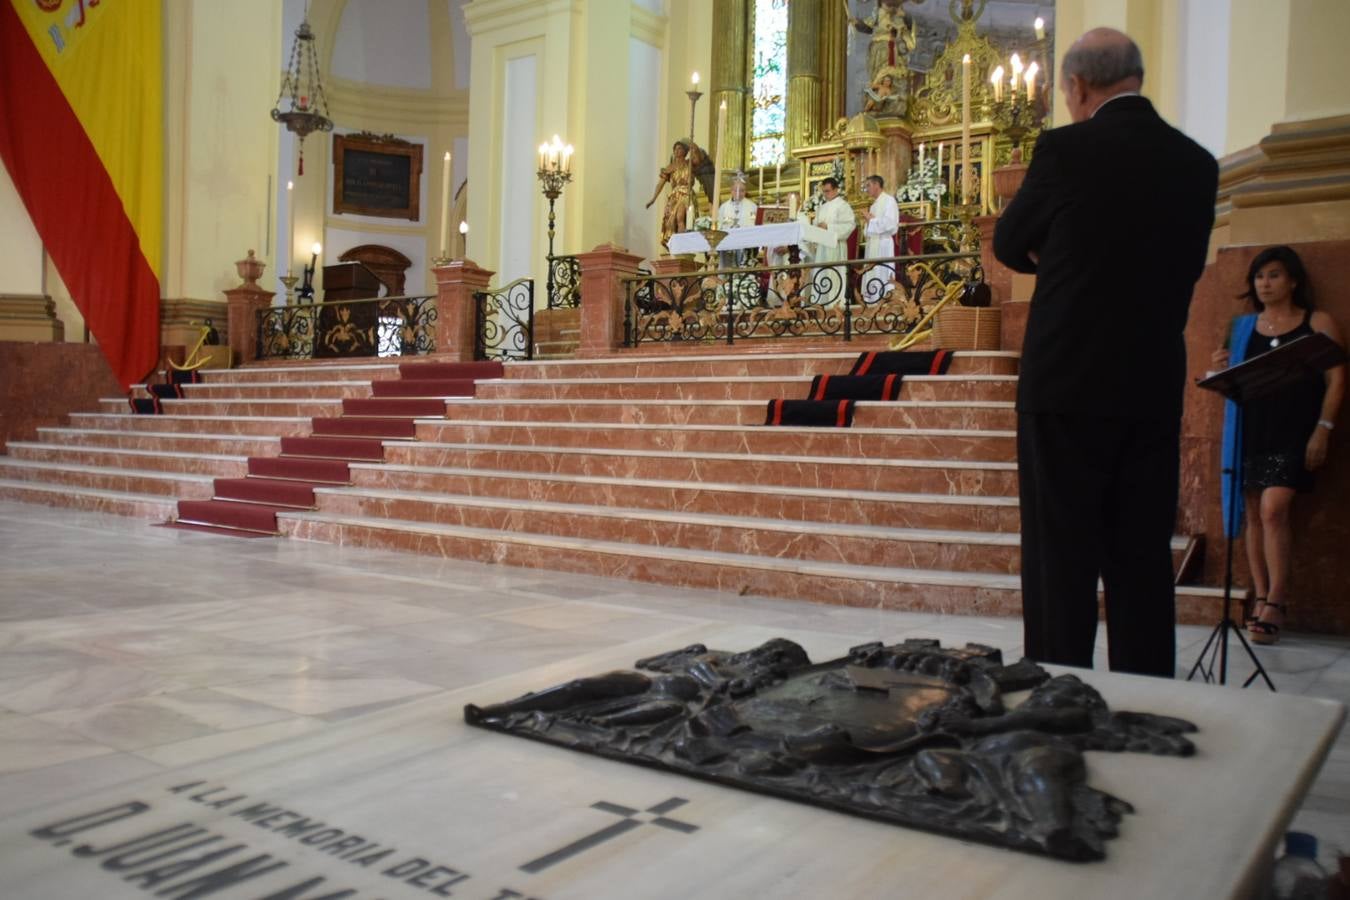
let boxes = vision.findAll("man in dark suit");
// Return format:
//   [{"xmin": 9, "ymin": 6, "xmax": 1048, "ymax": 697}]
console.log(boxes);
[{"xmin": 993, "ymin": 29, "xmax": 1219, "ymax": 677}]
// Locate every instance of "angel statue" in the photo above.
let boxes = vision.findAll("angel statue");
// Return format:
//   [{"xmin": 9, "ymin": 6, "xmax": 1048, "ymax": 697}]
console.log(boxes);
[
  {"xmin": 863, "ymin": 66, "xmax": 908, "ymax": 117},
  {"xmin": 646, "ymin": 139, "xmax": 716, "ymax": 250},
  {"xmin": 850, "ymin": 0, "xmax": 922, "ymax": 86}
]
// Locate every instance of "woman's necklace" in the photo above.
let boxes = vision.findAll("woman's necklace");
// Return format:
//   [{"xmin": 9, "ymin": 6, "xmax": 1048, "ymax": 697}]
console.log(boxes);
[{"xmin": 1261, "ymin": 308, "xmax": 1300, "ymax": 347}]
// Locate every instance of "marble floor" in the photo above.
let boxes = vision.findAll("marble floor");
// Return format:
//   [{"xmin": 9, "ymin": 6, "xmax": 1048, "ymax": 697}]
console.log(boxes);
[{"xmin": 1, "ymin": 500, "xmax": 1347, "ymax": 897}]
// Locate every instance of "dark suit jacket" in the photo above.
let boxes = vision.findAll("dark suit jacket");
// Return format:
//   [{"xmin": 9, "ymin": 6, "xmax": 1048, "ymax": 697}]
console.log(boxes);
[{"xmin": 993, "ymin": 95, "xmax": 1218, "ymax": 420}]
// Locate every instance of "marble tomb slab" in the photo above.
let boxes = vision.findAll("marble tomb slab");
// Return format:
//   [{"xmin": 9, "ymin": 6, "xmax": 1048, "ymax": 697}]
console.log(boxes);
[{"xmin": 0, "ymin": 624, "xmax": 1342, "ymax": 900}]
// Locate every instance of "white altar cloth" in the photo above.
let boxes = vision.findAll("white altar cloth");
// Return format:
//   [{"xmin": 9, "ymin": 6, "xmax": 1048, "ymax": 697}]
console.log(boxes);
[{"xmin": 667, "ymin": 221, "xmax": 837, "ymax": 255}]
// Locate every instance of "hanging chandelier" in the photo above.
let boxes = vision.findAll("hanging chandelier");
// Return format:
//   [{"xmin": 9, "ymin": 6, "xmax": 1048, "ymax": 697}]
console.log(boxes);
[{"xmin": 271, "ymin": 15, "xmax": 332, "ymax": 175}]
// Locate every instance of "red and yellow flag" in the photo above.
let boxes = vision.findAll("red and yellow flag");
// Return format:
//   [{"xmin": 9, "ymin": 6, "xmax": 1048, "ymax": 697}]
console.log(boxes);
[{"xmin": 0, "ymin": 0, "xmax": 162, "ymax": 388}]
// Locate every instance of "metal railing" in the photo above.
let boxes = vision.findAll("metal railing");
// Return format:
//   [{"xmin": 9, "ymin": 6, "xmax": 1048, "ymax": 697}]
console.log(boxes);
[
  {"xmin": 474, "ymin": 277, "xmax": 535, "ymax": 361},
  {"xmin": 256, "ymin": 294, "xmax": 437, "ymax": 361},
  {"xmin": 546, "ymin": 254, "xmax": 582, "ymax": 309},
  {"xmin": 621, "ymin": 251, "xmax": 979, "ymax": 347}
]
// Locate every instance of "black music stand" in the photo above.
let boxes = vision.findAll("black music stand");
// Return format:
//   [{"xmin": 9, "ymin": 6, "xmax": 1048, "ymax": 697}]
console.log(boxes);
[{"xmin": 1187, "ymin": 332, "xmax": 1346, "ymax": 689}]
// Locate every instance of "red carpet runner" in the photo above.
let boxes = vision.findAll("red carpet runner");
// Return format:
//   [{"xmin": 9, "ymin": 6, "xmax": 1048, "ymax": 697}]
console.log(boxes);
[{"xmin": 173, "ymin": 360, "xmax": 504, "ymax": 536}]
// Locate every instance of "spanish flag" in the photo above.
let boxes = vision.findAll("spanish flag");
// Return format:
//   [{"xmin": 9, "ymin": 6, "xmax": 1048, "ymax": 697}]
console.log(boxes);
[{"xmin": 0, "ymin": 0, "xmax": 162, "ymax": 388}]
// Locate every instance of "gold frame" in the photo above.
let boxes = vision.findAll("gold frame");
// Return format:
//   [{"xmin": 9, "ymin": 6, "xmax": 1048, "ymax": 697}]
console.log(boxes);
[{"xmin": 332, "ymin": 133, "xmax": 423, "ymax": 221}]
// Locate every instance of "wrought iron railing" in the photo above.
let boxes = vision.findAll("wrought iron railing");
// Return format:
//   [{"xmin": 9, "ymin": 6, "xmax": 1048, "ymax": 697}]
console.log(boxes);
[
  {"xmin": 474, "ymin": 277, "xmax": 535, "ymax": 361},
  {"xmin": 256, "ymin": 294, "xmax": 437, "ymax": 361},
  {"xmin": 622, "ymin": 251, "xmax": 979, "ymax": 347},
  {"xmin": 546, "ymin": 254, "xmax": 582, "ymax": 309}
]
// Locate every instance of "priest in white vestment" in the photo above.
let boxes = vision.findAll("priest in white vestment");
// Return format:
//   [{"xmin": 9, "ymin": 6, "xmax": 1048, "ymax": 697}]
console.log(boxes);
[
  {"xmin": 860, "ymin": 174, "xmax": 900, "ymax": 301},
  {"xmin": 808, "ymin": 177, "xmax": 856, "ymax": 306},
  {"xmin": 716, "ymin": 174, "xmax": 758, "ymax": 271}
]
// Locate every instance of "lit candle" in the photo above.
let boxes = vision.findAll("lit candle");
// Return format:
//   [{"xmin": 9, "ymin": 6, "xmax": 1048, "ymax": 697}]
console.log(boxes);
[
  {"xmin": 759, "ymin": 167, "xmax": 764, "ymax": 201},
  {"xmin": 439, "ymin": 151, "xmax": 451, "ymax": 258},
  {"xmin": 991, "ymin": 65, "xmax": 1004, "ymax": 103},
  {"xmin": 691, "ymin": 71, "xmax": 699, "ymax": 88},
  {"xmin": 550, "ymin": 134, "xmax": 561, "ymax": 170},
  {"xmin": 918, "ymin": 142, "xmax": 925, "ymax": 169},
  {"xmin": 564, "ymin": 143, "xmax": 574, "ymax": 174},
  {"xmin": 686, "ymin": 200, "xmax": 695, "ymax": 230},
  {"xmin": 788, "ymin": 191, "xmax": 797, "ymax": 220},
  {"xmin": 285, "ymin": 179, "xmax": 295, "ymax": 274},
  {"xmin": 1025, "ymin": 62, "xmax": 1039, "ymax": 102},
  {"xmin": 962, "ymin": 54, "xmax": 972, "ymax": 205},
  {"xmin": 938, "ymin": 141, "xmax": 946, "ymax": 217},
  {"xmin": 1010, "ymin": 53, "xmax": 1023, "ymax": 101},
  {"xmin": 1034, "ymin": 16, "xmax": 1045, "ymax": 41},
  {"xmin": 775, "ymin": 161, "xmax": 781, "ymax": 199},
  {"xmin": 458, "ymin": 220, "xmax": 469, "ymax": 255},
  {"xmin": 538, "ymin": 143, "xmax": 548, "ymax": 171}
]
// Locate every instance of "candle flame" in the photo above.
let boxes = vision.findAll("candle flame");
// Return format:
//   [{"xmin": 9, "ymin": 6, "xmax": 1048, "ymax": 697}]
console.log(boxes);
[
  {"xmin": 286, "ymin": 180, "xmax": 293, "ymax": 191},
  {"xmin": 311, "ymin": 242, "xmax": 322, "ymax": 255},
  {"xmin": 444, "ymin": 151, "xmax": 451, "ymax": 160},
  {"xmin": 962, "ymin": 53, "xmax": 970, "ymax": 64},
  {"xmin": 991, "ymin": 65, "xmax": 1004, "ymax": 84},
  {"xmin": 459, "ymin": 221, "xmax": 469, "ymax": 234},
  {"xmin": 691, "ymin": 71, "xmax": 700, "ymax": 85},
  {"xmin": 1010, "ymin": 53, "xmax": 1023, "ymax": 74}
]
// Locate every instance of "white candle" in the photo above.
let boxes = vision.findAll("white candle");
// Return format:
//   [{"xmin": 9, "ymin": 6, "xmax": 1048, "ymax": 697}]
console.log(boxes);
[
  {"xmin": 962, "ymin": 54, "xmax": 972, "ymax": 205},
  {"xmin": 285, "ymin": 179, "xmax": 294, "ymax": 274},
  {"xmin": 1025, "ymin": 62, "xmax": 1039, "ymax": 102},
  {"xmin": 1010, "ymin": 53, "xmax": 1023, "ymax": 101},
  {"xmin": 918, "ymin": 142, "xmax": 925, "ymax": 168},
  {"xmin": 458, "ymin": 220, "xmax": 468, "ymax": 256},
  {"xmin": 991, "ymin": 65, "xmax": 1004, "ymax": 103},
  {"xmin": 439, "ymin": 151, "xmax": 451, "ymax": 258},
  {"xmin": 1034, "ymin": 16, "xmax": 1045, "ymax": 41},
  {"xmin": 538, "ymin": 143, "xmax": 547, "ymax": 171},
  {"xmin": 563, "ymin": 144, "xmax": 573, "ymax": 174},
  {"xmin": 936, "ymin": 142, "xmax": 944, "ymax": 218},
  {"xmin": 759, "ymin": 167, "xmax": 764, "ymax": 200},
  {"xmin": 713, "ymin": 99, "xmax": 727, "ymax": 208},
  {"xmin": 691, "ymin": 71, "xmax": 699, "ymax": 87},
  {"xmin": 788, "ymin": 191, "xmax": 797, "ymax": 220},
  {"xmin": 775, "ymin": 161, "xmax": 781, "ymax": 199}
]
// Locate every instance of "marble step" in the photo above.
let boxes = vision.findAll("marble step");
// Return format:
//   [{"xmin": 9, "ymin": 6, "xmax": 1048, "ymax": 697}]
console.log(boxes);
[
  {"xmin": 6, "ymin": 442, "xmax": 250, "ymax": 478},
  {"xmin": 311, "ymin": 487, "xmax": 1023, "ymax": 572},
  {"xmin": 379, "ymin": 441, "xmax": 1019, "ymax": 495},
  {"xmin": 192, "ymin": 362, "xmax": 400, "ymax": 384},
  {"xmin": 345, "ymin": 463, "xmax": 1022, "ymax": 532},
  {"xmin": 506, "ymin": 350, "xmax": 1019, "ymax": 380},
  {"xmin": 276, "ymin": 511, "xmax": 1231, "ymax": 625},
  {"xmin": 107, "ymin": 397, "xmax": 346, "ymax": 419},
  {"xmin": 151, "ymin": 381, "xmax": 376, "ymax": 401},
  {"xmin": 68, "ymin": 412, "xmax": 311, "ymax": 437},
  {"xmin": 472, "ymin": 374, "xmax": 1017, "ymax": 403},
  {"xmin": 437, "ymin": 398, "xmax": 1016, "ymax": 430},
  {"xmin": 0, "ymin": 479, "xmax": 176, "ymax": 520},
  {"xmin": 0, "ymin": 459, "xmax": 214, "ymax": 499},
  {"xmin": 35, "ymin": 427, "xmax": 282, "ymax": 458},
  {"xmin": 410, "ymin": 419, "xmax": 1018, "ymax": 461}
]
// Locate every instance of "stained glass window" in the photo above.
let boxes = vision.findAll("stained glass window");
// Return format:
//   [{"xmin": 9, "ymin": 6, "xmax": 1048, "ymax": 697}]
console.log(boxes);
[{"xmin": 750, "ymin": 0, "xmax": 788, "ymax": 168}]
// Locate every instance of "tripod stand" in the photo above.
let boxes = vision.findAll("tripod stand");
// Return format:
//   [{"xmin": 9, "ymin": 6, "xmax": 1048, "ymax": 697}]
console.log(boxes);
[
  {"xmin": 1187, "ymin": 331, "xmax": 1346, "ymax": 688},
  {"xmin": 1186, "ymin": 454, "xmax": 1274, "ymax": 689}
]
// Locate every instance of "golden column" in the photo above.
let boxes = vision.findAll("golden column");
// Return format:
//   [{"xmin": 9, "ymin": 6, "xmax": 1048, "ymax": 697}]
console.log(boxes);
[
  {"xmin": 786, "ymin": 0, "xmax": 823, "ymax": 151},
  {"xmin": 818, "ymin": 0, "xmax": 846, "ymax": 137},
  {"xmin": 710, "ymin": 0, "xmax": 750, "ymax": 176}
]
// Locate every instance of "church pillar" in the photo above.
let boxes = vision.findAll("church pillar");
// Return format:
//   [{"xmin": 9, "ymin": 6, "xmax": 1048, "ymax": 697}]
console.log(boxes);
[
  {"xmin": 818, "ymin": 1, "xmax": 846, "ymax": 137},
  {"xmin": 432, "ymin": 260, "xmax": 494, "ymax": 361},
  {"xmin": 710, "ymin": 0, "xmax": 750, "ymax": 178},
  {"xmin": 786, "ymin": 0, "xmax": 822, "ymax": 152},
  {"xmin": 577, "ymin": 244, "xmax": 644, "ymax": 358}
]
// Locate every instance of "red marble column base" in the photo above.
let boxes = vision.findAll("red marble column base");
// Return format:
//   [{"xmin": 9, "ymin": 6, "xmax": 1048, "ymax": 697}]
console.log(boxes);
[
  {"xmin": 577, "ymin": 243, "xmax": 645, "ymax": 358},
  {"xmin": 432, "ymin": 260, "xmax": 495, "ymax": 362},
  {"xmin": 224, "ymin": 284, "xmax": 275, "ymax": 367}
]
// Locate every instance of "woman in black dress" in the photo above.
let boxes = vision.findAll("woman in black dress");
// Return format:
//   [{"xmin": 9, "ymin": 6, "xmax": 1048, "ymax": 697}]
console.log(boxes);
[{"xmin": 1212, "ymin": 246, "xmax": 1345, "ymax": 644}]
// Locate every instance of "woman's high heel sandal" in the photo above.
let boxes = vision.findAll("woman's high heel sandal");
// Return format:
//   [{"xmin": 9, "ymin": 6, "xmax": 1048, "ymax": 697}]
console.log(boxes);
[
  {"xmin": 1249, "ymin": 602, "xmax": 1285, "ymax": 646},
  {"xmin": 1245, "ymin": 597, "xmax": 1268, "ymax": 629}
]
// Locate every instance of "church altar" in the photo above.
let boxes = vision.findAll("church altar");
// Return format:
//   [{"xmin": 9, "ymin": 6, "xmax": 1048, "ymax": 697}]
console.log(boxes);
[{"xmin": 667, "ymin": 221, "xmax": 838, "ymax": 255}]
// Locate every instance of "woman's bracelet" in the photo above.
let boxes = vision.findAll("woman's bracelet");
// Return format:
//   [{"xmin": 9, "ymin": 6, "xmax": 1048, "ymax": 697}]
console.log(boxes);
[{"xmin": 1318, "ymin": 419, "xmax": 1336, "ymax": 431}]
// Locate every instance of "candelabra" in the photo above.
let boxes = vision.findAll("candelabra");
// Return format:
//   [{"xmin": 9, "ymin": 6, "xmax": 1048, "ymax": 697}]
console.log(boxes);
[
  {"xmin": 279, "ymin": 274, "xmax": 299, "ymax": 305},
  {"xmin": 536, "ymin": 135, "xmax": 574, "ymax": 308},
  {"xmin": 989, "ymin": 93, "xmax": 1042, "ymax": 162}
]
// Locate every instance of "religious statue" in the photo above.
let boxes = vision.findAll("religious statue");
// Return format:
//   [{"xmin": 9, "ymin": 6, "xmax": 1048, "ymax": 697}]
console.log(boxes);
[
  {"xmin": 850, "ymin": 0, "xmax": 921, "ymax": 86},
  {"xmin": 646, "ymin": 139, "xmax": 715, "ymax": 251},
  {"xmin": 863, "ymin": 66, "xmax": 908, "ymax": 117}
]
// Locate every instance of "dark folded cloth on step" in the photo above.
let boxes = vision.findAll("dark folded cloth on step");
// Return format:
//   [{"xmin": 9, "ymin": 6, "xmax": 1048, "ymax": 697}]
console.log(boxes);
[
  {"xmin": 849, "ymin": 348, "xmax": 953, "ymax": 376},
  {"xmin": 765, "ymin": 398, "xmax": 856, "ymax": 428},
  {"xmin": 148, "ymin": 383, "xmax": 184, "ymax": 399},
  {"xmin": 129, "ymin": 397, "xmax": 162, "ymax": 414},
  {"xmin": 808, "ymin": 373, "xmax": 902, "ymax": 401},
  {"xmin": 168, "ymin": 368, "xmax": 203, "ymax": 386}
]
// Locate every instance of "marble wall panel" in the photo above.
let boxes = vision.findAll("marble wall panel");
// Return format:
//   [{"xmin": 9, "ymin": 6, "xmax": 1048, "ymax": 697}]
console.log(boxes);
[{"xmin": 0, "ymin": 343, "xmax": 121, "ymax": 452}]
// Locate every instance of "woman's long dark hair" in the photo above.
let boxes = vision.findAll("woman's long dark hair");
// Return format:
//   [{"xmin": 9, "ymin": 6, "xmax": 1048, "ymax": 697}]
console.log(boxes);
[{"xmin": 1241, "ymin": 245, "xmax": 1312, "ymax": 311}]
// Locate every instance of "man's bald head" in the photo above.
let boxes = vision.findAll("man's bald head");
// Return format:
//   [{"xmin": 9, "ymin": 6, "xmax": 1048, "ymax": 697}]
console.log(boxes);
[{"xmin": 1060, "ymin": 28, "xmax": 1144, "ymax": 122}]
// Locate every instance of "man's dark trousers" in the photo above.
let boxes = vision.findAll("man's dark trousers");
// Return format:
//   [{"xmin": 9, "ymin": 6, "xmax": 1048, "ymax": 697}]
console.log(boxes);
[{"xmin": 1017, "ymin": 412, "xmax": 1179, "ymax": 678}]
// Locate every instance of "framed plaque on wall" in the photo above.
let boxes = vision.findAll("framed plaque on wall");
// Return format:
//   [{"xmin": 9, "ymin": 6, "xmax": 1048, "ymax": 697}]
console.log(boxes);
[{"xmin": 333, "ymin": 132, "xmax": 423, "ymax": 220}]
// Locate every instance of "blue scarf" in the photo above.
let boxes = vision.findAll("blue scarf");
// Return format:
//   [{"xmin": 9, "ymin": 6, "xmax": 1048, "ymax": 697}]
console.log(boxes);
[{"xmin": 1220, "ymin": 314, "xmax": 1257, "ymax": 537}]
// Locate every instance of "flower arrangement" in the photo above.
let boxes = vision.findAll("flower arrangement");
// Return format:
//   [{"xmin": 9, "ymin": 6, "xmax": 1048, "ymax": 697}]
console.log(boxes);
[
  {"xmin": 693, "ymin": 215, "xmax": 714, "ymax": 231},
  {"xmin": 897, "ymin": 157, "xmax": 947, "ymax": 206}
]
